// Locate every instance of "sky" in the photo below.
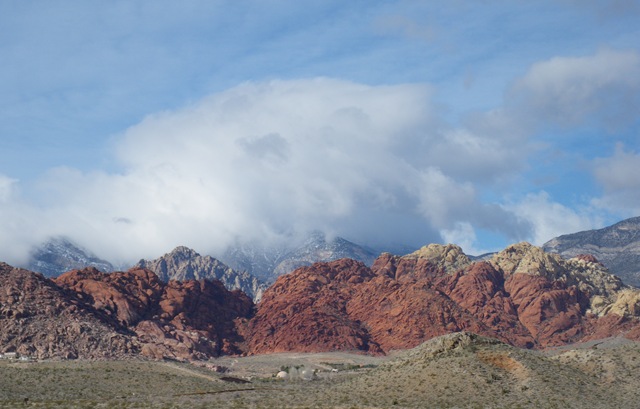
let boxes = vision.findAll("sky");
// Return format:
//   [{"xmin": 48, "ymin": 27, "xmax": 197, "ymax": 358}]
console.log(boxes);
[{"xmin": 1, "ymin": 0, "xmax": 639, "ymax": 266}]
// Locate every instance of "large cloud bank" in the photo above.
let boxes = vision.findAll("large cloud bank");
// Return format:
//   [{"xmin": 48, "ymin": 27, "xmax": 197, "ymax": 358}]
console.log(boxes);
[
  {"xmin": 1, "ymin": 48, "xmax": 639, "ymax": 266},
  {"xmin": 0, "ymin": 78, "xmax": 526, "ymax": 264}
]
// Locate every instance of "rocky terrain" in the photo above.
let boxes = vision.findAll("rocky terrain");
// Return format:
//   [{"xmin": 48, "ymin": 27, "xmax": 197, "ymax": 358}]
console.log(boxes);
[
  {"xmin": 0, "ymin": 263, "xmax": 253, "ymax": 361},
  {"xmin": 134, "ymin": 246, "xmax": 265, "ymax": 302},
  {"xmin": 2, "ymin": 241, "xmax": 640, "ymax": 364},
  {"xmin": 220, "ymin": 232, "xmax": 379, "ymax": 283},
  {"xmin": 0, "ymin": 262, "xmax": 136, "ymax": 359},
  {"xmin": 22, "ymin": 233, "xmax": 381, "ymax": 295},
  {"xmin": 248, "ymin": 242, "xmax": 640, "ymax": 354},
  {"xmin": 544, "ymin": 216, "xmax": 640, "ymax": 287},
  {"xmin": 55, "ymin": 267, "xmax": 254, "ymax": 360},
  {"xmin": 24, "ymin": 236, "xmax": 115, "ymax": 277}
]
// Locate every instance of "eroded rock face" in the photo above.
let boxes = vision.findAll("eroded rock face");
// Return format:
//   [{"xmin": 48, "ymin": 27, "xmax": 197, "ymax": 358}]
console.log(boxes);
[
  {"xmin": 248, "ymin": 259, "xmax": 382, "ymax": 354},
  {"xmin": 543, "ymin": 216, "xmax": 640, "ymax": 287},
  {"xmin": 4, "ymin": 240, "xmax": 640, "ymax": 360},
  {"xmin": 0, "ymin": 263, "xmax": 138, "ymax": 360},
  {"xmin": 249, "ymin": 256, "xmax": 507, "ymax": 354},
  {"xmin": 56, "ymin": 267, "xmax": 164, "ymax": 327},
  {"xmin": 55, "ymin": 267, "xmax": 254, "ymax": 361},
  {"xmin": 405, "ymin": 243, "xmax": 472, "ymax": 274},
  {"xmin": 248, "ymin": 243, "xmax": 640, "ymax": 354},
  {"xmin": 134, "ymin": 246, "xmax": 266, "ymax": 302}
]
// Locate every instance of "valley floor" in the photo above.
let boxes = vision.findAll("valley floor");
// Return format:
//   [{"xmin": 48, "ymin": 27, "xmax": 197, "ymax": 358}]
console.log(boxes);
[{"xmin": 1, "ymin": 334, "xmax": 639, "ymax": 408}]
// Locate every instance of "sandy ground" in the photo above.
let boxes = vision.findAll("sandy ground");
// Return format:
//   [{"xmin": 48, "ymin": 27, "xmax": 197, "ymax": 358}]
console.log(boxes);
[{"xmin": 208, "ymin": 350, "xmax": 391, "ymax": 379}]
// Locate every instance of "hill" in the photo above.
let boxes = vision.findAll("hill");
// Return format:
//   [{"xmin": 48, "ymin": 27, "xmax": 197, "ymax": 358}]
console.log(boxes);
[
  {"xmin": 133, "ymin": 246, "xmax": 266, "ymax": 302},
  {"xmin": 220, "ymin": 232, "xmax": 379, "ymax": 283},
  {"xmin": 3, "ymin": 241, "xmax": 640, "ymax": 363},
  {"xmin": 543, "ymin": 216, "xmax": 640, "ymax": 287},
  {"xmin": 248, "ymin": 242, "xmax": 640, "ymax": 354},
  {"xmin": 0, "ymin": 262, "xmax": 136, "ymax": 359},
  {"xmin": 2, "ymin": 332, "xmax": 639, "ymax": 408},
  {"xmin": 0, "ymin": 263, "xmax": 253, "ymax": 361},
  {"xmin": 24, "ymin": 237, "xmax": 114, "ymax": 277}
]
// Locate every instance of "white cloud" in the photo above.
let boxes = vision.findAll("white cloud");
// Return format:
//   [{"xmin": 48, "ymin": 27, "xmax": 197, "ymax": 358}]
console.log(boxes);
[
  {"xmin": 423, "ymin": 124, "xmax": 527, "ymax": 184},
  {"xmin": 4, "ymin": 51, "xmax": 636, "ymax": 266},
  {"xmin": 1, "ymin": 79, "xmax": 453, "ymax": 263},
  {"xmin": 509, "ymin": 48, "xmax": 640, "ymax": 130},
  {"xmin": 440, "ymin": 221, "xmax": 485, "ymax": 256},
  {"xmin": 507, "ymin": 192, "xmax": 601, "ymax": 245},
  {"xmin": 592, "ymin": 144, "xmax": 640, "ymax": 214},
  {"xmin": 0, "ymin": 174, "xmax": 46, "ymax": 265},
  {"xmin": 0, "ymin": 174, "xmax": 17, "ymax": 203},
  {"xmin": 0, "ymin": 78, "xmax": 539, "ymax": 265}
]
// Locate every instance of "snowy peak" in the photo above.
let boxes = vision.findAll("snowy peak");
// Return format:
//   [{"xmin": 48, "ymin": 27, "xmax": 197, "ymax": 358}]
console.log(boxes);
[
  {"xmin": 220, "ymin": 232, "xmax": 380, "ymax": 283},
  {"xmin": 25, "ymin": 236, "xmax": 114, "ymax": 277},
  {"xmin": 134, "ymin": 246, "xmax": 266, "ymax": 302}
]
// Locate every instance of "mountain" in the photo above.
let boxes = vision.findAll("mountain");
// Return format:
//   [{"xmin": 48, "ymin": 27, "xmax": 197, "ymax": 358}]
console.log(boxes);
[
  {"xmin": 4, "ymin": 241, "xmax": 640, "ymax": 362},
  {"xmin": 55, "ymin": 267, "xmax": 254, "ymax": 360},
  {"xmin": 0, "ymin": 263, "xmax": 254, "ymax": 361},
  {"xmin": 25, "ymin": 236, "xmax": 115, "ymax": 277},
  {"xmin": 133, "ymin": 246, "xmax": 266, "ymax": 302},
  {"xmin": 543, "ymin": 216, "xmax": 640, "ymax": 287},
  {"xmin": 220, "ymin": 232, "xmax": 379, "ymax": 283},
  {"xmin": 247, "ymin": 242, "xmax": 640, "ymax": 354},
  {"xmin": 218, "ymin": 241, "xmax": 288, "ymax": 283},
  {"xmin": 0, "ymin": 262, "xmax": 137, "ymax": 359},
  {"xmin": 271, "ymin": 232, "xmax": 380, "ymax": 277}
]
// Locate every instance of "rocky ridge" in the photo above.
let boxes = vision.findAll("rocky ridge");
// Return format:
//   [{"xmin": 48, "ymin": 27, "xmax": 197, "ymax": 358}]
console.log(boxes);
[
  {"xmin": 3, "ymin": 241, "xmax": 640, "ymax": 361},
  {"xmin": 0, "ymin": 263, "xmax": 136, "ymax": 359},
  {"xmin": 25, "ymin": 237, "xmax": 115, "ymax": 277},
  {"xmin": 134, "ymin": 246, "xmax": 265, "ymax": 302},
  {"xmin": 0, "ymin": 263, "xmax": 253, "ymax": 361},
  {"xmin": 55, "ymin": 267, "xmax": 254, "ymax": 360},
  {"xmin": 220, "ymin": 232, "xmax": 379, "ymax": 283},
  {"xmin": 543, "ymin": 216, "xmax": 640, "ymax": 286},
  {"xmin": 248, "ymin": 242, "xmax": 640, "ymax": 354}
]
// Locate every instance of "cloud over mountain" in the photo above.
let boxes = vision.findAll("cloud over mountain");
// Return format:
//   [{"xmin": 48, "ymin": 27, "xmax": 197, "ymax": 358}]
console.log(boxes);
[
  {"xmin": 1, "ymin": 46, "xmax": 639, "ymax": 265},
  {"xmin": 24, "ymin": 79, "xmax": 507, "ymax": 263}
]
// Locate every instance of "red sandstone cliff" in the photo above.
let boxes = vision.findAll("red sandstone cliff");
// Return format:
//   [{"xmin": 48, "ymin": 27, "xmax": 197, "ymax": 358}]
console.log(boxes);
[
  {"xmin": 3, "ymin": 242, "xmax": 640, "ymax": 360},
  {"xmin": 55, "ymin": 267, "xmax": 254, "ymax": 360},
  {"xmin": 247, "ymin": 243, "xmax": 640, "ymax": 354}
]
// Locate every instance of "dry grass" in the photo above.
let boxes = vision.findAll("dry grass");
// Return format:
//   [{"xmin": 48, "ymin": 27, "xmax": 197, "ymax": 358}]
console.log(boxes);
[{"xmin": 1, "ymin": 334, "xmax": 639, "ymax": 408}]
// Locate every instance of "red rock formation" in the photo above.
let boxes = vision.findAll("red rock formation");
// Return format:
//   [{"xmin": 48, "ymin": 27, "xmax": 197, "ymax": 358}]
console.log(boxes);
[
  {"xmin": 55, "ymin": 267, "xmax": 254, "ymax": 360},
  {"xmin": 4, "ymin": 241, "xmax": 640, "ymax": 360},
  {"xmin": 248, "ymin": 259, "xmax": 382, "ymax": 354},
  {"xmin": 56, "ymin": 267, "xmax": 164, "ymax": 327},
  {"xmin": 247, "ymin": 244, "xmax": 640, "ymax": 354},
  {"xmin": 249, "ymin": 258, "xmax": 500, "ymax": 354},
  {"xmin": 0, "ymin": 263, "xmax": 137, "ymax": 359},
  {"xmin": 436, "ymin": 262, "xmax": 534, "ymax": 348}
]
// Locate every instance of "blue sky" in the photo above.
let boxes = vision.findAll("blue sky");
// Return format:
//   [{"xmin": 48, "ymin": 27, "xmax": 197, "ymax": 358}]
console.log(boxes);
[{"xmin": 1, "ymin": 0, "xmax": 639, "ymax": 264}]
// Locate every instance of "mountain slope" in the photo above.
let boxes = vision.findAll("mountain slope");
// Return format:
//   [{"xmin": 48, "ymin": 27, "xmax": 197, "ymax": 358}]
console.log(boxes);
[
  {"xmin": 220, "ymin": 232, "xmax": 379, "ymax": 283},
  {"xmin": 543, "ymin": 216, "xmax": 640, "ymax": 287},
  {"xmin": 56, "ymin": 267, "xmax": 254, "ymax": 360},
  {"xmin": 133, "ymin": 246, "xmax": 266, "ymax": 302},
  {"xmin": 271, "ymin": 232, "xmax": 379, "ymax": 277},
  {"xmin": 248, "ymin": 242, "xmax": 640, "ymax": 354},
  {"xmin": 25, "ymin": 236, "xmax": 114, "ymax": 277},
  {"xmin": 0, "ymin": 262, "xmax": 137, "ymax": 359},
  {"xmin": 4, "ymin": 241, "xmax": 640, "ymax": 362}
]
